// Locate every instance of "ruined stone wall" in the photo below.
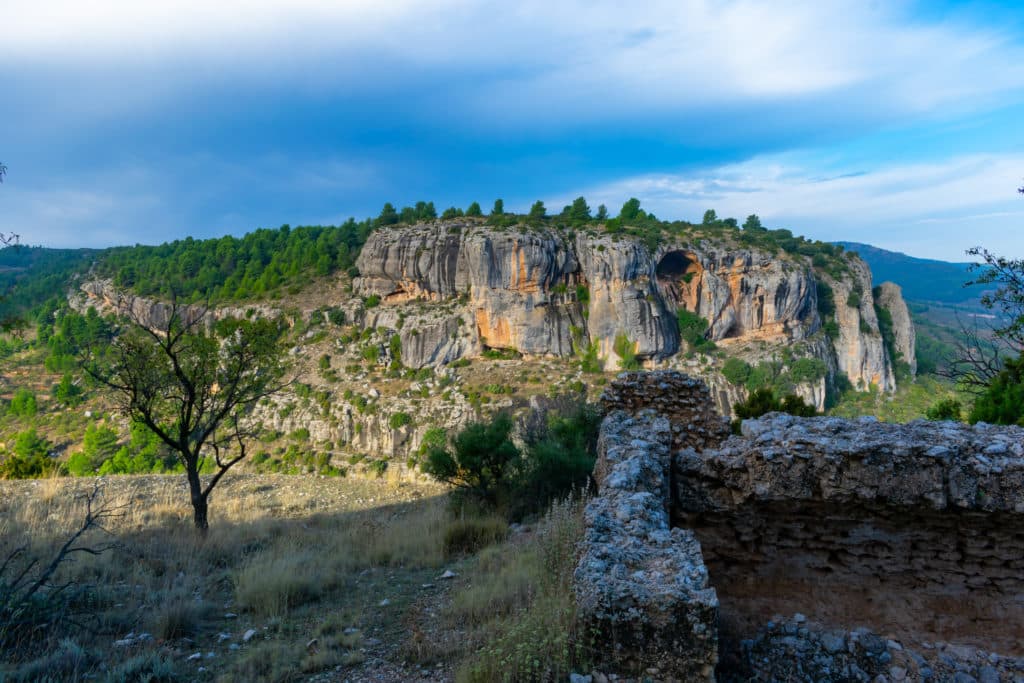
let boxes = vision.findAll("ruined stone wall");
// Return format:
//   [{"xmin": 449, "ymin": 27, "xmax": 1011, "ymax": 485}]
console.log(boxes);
[
  {"xmin": 581, "ymin": 372, "xmax": 1024, "ymax": 681},
  {"xmin": 574, "ymin": 410, "xmax": 719, "ymax": 681},
  {"xmin": 598, "ymin": 370, "xmax": 731, "ymax": 452}
]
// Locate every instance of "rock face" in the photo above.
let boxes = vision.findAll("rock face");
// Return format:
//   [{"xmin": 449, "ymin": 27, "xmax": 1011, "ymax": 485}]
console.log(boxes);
[
  {"xmin": 355, "ymin": 221, "xmax": 912, "ymax": 403},
  {"xmin": 580, "ymin": 372, "xmax": 1024, "ymax": 679},
  {"xmin": 875, "ymin": 280, "xmax": 917, "ymax": 377}
]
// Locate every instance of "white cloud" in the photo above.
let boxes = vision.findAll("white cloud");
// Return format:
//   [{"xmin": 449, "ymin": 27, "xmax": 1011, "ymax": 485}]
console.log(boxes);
[
  {"xmin": 577, "ymin": 153, "xmax": 1024, "ymax": 261},
  {"xmin": 4, "ymin": 1, "xmax": 1024, "ymax": 125}
]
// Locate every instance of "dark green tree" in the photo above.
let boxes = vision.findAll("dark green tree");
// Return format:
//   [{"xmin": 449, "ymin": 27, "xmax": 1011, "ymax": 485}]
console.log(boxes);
[
  {"xmin": 619, "ymin": 198, "xmax": 643, "ymax": 222},
  {"xmin": 969, "ymin": 355, "xmax": 1024, "ymax": 425},
  {"xmin": 490, "ymin": 199, "xmax": 505, "ymax": 216},
  {"xmin": 421, "ymin": 413, "xmax": 520, "ymax": 507},
  {"xmin": 702, "ymin": 209, "xmax": 718, "ymax": 225},
  {"xmin": 596, "ymin": 204, "xmax": 608, "ymax": 221},
  {"xmin": 466, "ymin": 201, "xmax": 483, "ymax": 217},
  {"xmin": 528, "ymin": 200, "xmax": 547, "ymax": 223},
  {"xmin": 569, "ymin": 196, "xmax": 591, "ymax": 224},
  {"xmin": 378, "ymin": 203, "xmax": 399, "ymax": 226},
  {"xmin": 743, "ymin": 214, "xmax": 764, "ymax": 231}
]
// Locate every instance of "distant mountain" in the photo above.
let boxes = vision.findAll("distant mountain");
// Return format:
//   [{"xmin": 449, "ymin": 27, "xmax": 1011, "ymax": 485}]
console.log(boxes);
[{"xmin": 835, "ymin": 241, "xmax": 982, "ymax": 305}]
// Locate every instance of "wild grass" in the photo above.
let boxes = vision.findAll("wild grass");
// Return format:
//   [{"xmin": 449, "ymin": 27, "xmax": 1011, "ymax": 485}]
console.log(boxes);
[
  {"xmin": 445, "ymin": 496, "xmax": 590, "ymax": 683},
  {"xmin": 0, "ymin": 474, "xmax": 450, "ymax": 681}
]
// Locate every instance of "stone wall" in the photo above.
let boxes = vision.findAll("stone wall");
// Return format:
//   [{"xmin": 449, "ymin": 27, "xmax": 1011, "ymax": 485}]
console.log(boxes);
[
  {"xmin": 574, "ymin": 410, "xmax": 719, "ymax": 681},
  {"xmin": 580, "ymin": 371, "xmax": 1024, "ymax": 681},
  {"xmin": 598, "ymin": 370, "xmax": 731, "ymax": 452}
]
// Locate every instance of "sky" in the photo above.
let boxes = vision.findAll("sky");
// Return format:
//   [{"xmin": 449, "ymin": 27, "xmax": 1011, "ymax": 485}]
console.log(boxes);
[{"xmin": 2, "ymin": 0, "xmax": 1024, "ymax": 261}]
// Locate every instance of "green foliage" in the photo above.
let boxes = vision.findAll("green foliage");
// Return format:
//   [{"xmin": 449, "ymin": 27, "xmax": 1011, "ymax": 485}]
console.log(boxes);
[
  {"xmin": 1, "ymin": 429, "xmax": 56, "ymax": 479},
  {"xmin": 721, "ymin": 357, "xmax": 752, "ymax": 385},
  {"xmin": 528, "ymin": 201, "xmax": 547, "ymax": 223},
  {"xmin": 846, "ymin": 290, "xmax": 862, "ymax": 309},
  {"xmin": 743, "ymin": 214, "xmax": 763, "ymax": 231},
  {"xmin": 363, "ymin": 294, "xmax": 381, "ymax": 309},
  {"xmin": 619, "ymin": 197, "xmax": 644, "ymax": 222},
  {"xmin": 513, "ymin": 407, "xmax": 599, "ymax": 521},
  {"xmin": 378, "ymin": 203, "xmax": 399, "ymax": 226},
  {"xmin": 733, "ymin": 388, "xmax": 816, "ymax": 422},
  {"xmin": 97, "ymin": 222, "xmax": 372, "ymax": 303},
  {"xmin": 926, "ymin": 398, "xmax": 962, "ymax": 421},
  {"xmin": 52, "ymin": 373, "xmax": 83, "ymax": 406},
  {"xmin": 389, "ymin": 412, "xmax": 412, "ymax": 430},
  {"xmin": 816, "ymin": 281, "xmax": 839, "ymax": 339},
  {"xmin": 613, "ymin": 333, "xmax": 640, "ymax": 370},
  {"xmin": 788, "ymin": 357, "xmax": 828, "ymax": 384},
  {"xmin": 702, "ymin": 209, "xmax": 718, "ymax": 225},
  {"xmin": 7, "ymin": 388, "xmax": 37, "ymax": 418},
  {"xmin": 568, "ymin": 196, "xmax": 591, "ymax": 224},
  {"xmin": 442, "ymin": 206, "xmax": 464, "ymax": 220},
  {"xmin": 968, "ymin": 355, "xmax": 1024, "ymax": 426},
  {"xmin": 676, "ymin": 309, "xmax": 715, "ymax": 351},
  {"xmin": 490, "ymin": 199, "xmax": 504, "ymax": 216},
  {"xmin": 466, "ymin": 201, "xmax": 483, "ymax": 217},
  {"xmin": 421, "ymin": 413, "xmax": 520, "ymax": 508}
]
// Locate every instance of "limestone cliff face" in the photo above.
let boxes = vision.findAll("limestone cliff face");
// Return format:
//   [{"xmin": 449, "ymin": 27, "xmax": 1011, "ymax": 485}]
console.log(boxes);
[
  {"xmin": 875, "ymin": 281, "xmax": 917, "ymax": 378},
  {"xmin": 354, "ymin": 221, "xmax": 908, "ymax": 404},
  {"xmin": 823, "ymin": 260, "xmax": 896, "ymax": 392}
]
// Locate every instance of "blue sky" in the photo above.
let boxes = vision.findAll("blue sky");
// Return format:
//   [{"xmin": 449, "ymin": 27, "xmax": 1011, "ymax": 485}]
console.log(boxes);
[{"xmin": 3, "ymin": 1, "xmax": 1024, "ymax": 261}]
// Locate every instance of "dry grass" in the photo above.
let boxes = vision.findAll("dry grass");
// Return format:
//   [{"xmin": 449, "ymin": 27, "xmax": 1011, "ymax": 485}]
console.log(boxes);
[{"xmin": 0, "ymin": 473, "xmax": 450, "ymax": 681}]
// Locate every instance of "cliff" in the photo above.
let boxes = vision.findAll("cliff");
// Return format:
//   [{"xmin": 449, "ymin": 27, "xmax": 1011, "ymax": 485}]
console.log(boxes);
[
  {"xmin": 875, "ymin": 280, "xmax": 917, "ymax": 377},
  {"xmin": 355, "ymin": 220, "xmax": 912, "ymax": 407}
]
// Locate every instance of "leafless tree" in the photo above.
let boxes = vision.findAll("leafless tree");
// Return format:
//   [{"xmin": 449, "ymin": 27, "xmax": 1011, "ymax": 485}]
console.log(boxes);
[{"xmin": 1, "ymin": 484, "xmax": 126, "ymax": 653}]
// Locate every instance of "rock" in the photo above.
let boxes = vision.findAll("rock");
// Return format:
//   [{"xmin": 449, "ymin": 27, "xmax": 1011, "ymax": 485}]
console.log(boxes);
[
  {"xmin": 187, "ymin": 652, "xmax": 202, "ymax": 661},
  {"xmin": 224, "ymin": 612, "xmax": 238, "ymax": 619},
  {"xmin": 242, "ymin": 629, "xmax": 257, "ymax": 642},
  {"xmin": 569, "ymin": 674, "xmax": 592, "ymax": 683},
  {"xmin": 439, "ymin": 569, "xmax": 458, "ymax": 579},
  {"xmin": 875, "ymin": 281, "xmax": 917, "ymax": 378},
  {"xmin": 378, "ymin": 598, "xmax": 390, "ymax": 607},
  {"xmin": 217, "ymin": 632, "xmax": 232, "ymax": 643}
]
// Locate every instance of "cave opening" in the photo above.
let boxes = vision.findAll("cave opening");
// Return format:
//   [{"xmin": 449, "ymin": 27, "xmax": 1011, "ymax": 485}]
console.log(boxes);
[{"xmin": 655, "ymin": 251, "xmax": 702, "ymax": 311}]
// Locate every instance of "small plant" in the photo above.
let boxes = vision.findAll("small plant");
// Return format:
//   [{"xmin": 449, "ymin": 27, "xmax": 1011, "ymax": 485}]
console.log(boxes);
[
  {"xmin": 388, "ymin": 412, "xmax": 412, "ymax": 430},
  {"xmin": 613, "ymin": 333, "xmax": 641, "ymax": 370},
  {"xmin": 364, "ymin": 294, "xmax": 381, "ymax": 309}
]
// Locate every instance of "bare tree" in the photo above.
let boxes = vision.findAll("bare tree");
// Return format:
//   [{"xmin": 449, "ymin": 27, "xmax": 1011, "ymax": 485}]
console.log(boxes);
[
  {"xmin": 83, "ymin": 299, "xmax": 289, "ymax": 533},
  {"xmin": 1, "ymin": 484, "xmax": 126, "ymax": 653}
]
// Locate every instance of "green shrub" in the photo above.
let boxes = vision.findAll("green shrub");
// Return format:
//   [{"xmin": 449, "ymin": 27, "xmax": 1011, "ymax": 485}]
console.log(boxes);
[
  {"xmin": 926, "ymin": 398, "xmax": 962, "ymax": 421},
  {"xmin": 0, "ymin": 429, "xmax": 56, "ymax": 479},
  {"xmin": 969, "ymin": 355, "xmax": 1024, "ymax": 426},
  {"xmin": 421, "ymin": 413, "xmax": 520, "ymax": 507},
  {"xmin": 732, "ymin": 388, "xmax": 816, "ymax": 430},
  {"xmin": 364, "ymin": 294, "xmax": 381, "ymax": 309},
  {"xmin": 677, "ymin": 309, "xmax": 715, "ymax": 350},
  {"xmin": 721, "ymin": 357, "xmax": 752, "ymax": 385},
  {"xmin": 613, "ymin": 333, "xmax": 640, "ymax": 370},
  {"xmin": 388, "ymin": 412, "xmax": 412, "ymax": 430},
  {"xmin": 7, "ymin": 389, "xmax": 37, "ymax": 418},
  {"xmin": 368, "ymin": 460, "xmax": 388, "ymax": 478}
]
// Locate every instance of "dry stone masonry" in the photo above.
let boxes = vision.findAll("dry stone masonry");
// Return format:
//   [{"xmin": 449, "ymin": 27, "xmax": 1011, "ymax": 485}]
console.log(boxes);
[{"xmin": 579, "ymin": 371, "xmax": 1024, "ymax": 682}]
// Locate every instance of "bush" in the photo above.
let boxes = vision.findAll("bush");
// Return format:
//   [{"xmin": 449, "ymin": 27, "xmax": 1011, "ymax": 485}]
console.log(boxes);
[
  {"xmin": 733, "ymin": 388, "xmax": 816, "ymax": 429},
  {"xmin": 926, "ymin": 398, "xmax": 962, "ymax": 421},
  {"xmin": 364, "ymin": 294, "xmax": 381, "ymax": 309},
  {"xmin": 7, "ymin": 389, "xmax": 37, "ymax": 418},
  {"xmin": 721, "ymin": 357, "xmax": 752, "ymax": 385},
  {"xmin": 677, "ymin": 309, "xmax": 715, "ymax": 350},
  {"xmin": 613, "ymin": 333, "xmax": 640, "ymax": 370},
  {"xmin": 421, "ymin": 414, "xmax": 520, "ymax": 507},
  {"xmin": 969, "ymin": 355, "xmax": 1024, "ymax": 426},
  {"xmin": 388, "ymin": 412, "xmax": 412, "ymax": 430},
  {"xmin": 0, "ymin": 430, "xmax": 57, "ymax": 479}
]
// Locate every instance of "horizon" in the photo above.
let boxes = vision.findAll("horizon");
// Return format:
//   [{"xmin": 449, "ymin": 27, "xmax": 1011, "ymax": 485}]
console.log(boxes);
[{"xmin": 3, "ymin": 1, "xmax": 1024, "ymax": 261}]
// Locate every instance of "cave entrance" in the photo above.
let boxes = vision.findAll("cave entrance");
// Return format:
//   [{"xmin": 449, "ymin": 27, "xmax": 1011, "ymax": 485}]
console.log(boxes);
[{"xmin": 656, "ymin": 251, "xmax": 702, "ymax": 311}]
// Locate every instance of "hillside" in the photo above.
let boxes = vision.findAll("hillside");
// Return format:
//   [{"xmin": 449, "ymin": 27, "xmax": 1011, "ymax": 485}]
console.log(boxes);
[
  {"xmin": 0, "ymin": 207, "xmax": 952, "ymax": 482},
  {"xmin": 835, "ymin": 241, "xmax": 982, "ymax": 305}
]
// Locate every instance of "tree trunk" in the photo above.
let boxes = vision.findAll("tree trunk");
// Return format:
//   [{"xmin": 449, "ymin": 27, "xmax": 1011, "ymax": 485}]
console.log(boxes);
[{"xmin": 186, "ymin": 466, "xmax": 209, "ymax": 535}]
